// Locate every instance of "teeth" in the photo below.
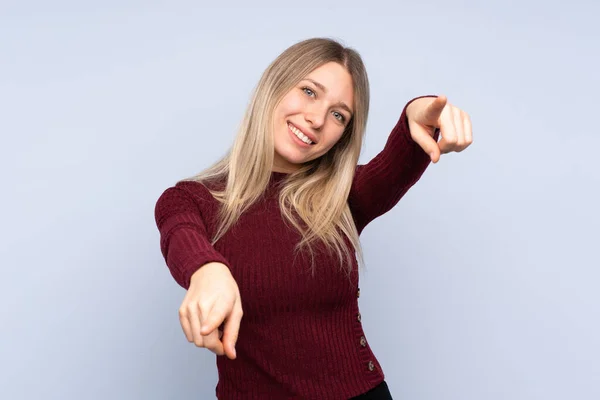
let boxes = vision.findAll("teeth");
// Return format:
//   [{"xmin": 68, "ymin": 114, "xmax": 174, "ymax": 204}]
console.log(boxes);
[{"xmin": 288, "ymin": 123, "xmax": 313, "ymax": 145}]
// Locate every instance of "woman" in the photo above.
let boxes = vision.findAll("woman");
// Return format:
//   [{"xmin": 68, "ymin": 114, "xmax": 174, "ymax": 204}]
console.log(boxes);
[{"xmin": 155, "ymin": 38, "xmax": 472, "ymax": 399}]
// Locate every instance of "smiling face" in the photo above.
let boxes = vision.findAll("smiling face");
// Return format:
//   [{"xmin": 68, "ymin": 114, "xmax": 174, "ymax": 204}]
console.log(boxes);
[{"xmin": 272, "ymin": 62, "xmax": 355, "ymax": 173}]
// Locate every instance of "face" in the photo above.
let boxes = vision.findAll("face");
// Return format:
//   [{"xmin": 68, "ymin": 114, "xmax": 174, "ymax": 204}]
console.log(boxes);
[{"xmin": 272, "ymin": 62, "xmax": 355, "ymax": 173}]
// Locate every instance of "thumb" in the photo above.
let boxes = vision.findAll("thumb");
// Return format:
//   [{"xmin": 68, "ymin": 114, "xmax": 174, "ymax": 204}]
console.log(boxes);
[
  {"xmin": 409, "ymin": 123, "xmax": 441, "ymax": 163},
  {"xmin": 200, "ymin": 303, "xmax": 226, "ymax": 335}
]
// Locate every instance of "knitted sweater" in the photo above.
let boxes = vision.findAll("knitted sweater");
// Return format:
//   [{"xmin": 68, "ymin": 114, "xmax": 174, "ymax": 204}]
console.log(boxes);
[{"xmin": 154, "ymin": 98, "xmax": 437, "ymax": 399}]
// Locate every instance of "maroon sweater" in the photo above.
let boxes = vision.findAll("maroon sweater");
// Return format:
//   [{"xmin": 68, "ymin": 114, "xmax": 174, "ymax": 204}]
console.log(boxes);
[{"xmin": 154, "ymin": 98, "xmax": 437, "ymax": 399}]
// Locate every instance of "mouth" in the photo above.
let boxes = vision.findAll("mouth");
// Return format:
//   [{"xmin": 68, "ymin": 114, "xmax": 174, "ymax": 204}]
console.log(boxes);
[{"xmin": 288, "ymin": 122, "xmax": 317, "ymax": 145}]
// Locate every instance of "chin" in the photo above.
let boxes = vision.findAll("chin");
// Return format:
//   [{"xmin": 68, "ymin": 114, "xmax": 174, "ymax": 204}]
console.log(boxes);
[
  {"xmin": 274, "ymin": 143, "xmax": 309, "ymax": 163},
  {"xmin": 280, "ymin": 154, "xmax": 309, "ymax": 167}
]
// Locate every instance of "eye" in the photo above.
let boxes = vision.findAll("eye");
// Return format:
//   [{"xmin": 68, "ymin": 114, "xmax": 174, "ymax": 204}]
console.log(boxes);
[
  {"xmin": 332, "ymin": 111, "xmax": 346, "ymax": 123},
  {"xmin": 302, "ymin": 87, "xmax": 316, "ymax": 97}
]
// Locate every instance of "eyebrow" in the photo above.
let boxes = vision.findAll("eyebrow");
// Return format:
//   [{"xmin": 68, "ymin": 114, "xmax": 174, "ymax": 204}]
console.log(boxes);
[{"xmin": 304, "ymin": 78, "xmax": 354, "ymax": 116}]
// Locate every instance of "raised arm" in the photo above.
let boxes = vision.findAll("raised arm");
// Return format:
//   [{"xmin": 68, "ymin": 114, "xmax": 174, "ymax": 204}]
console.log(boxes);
[{"xmin": 349, "ymin": 95, "xmax": 472, "ymax": 233}]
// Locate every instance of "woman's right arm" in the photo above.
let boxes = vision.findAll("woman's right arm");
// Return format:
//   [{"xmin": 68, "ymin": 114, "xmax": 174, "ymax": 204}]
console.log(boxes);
[
  {"xmin": 155, "ymin": 184, "xmax": 242, "ymax": 359},
  {"xmin": 154, "ymin": 184, "xmax": 230, "ymax": 289}
]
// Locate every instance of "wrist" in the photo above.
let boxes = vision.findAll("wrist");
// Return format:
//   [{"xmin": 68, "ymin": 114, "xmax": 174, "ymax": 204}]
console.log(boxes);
[{"xmin": 190, "ymin": 262, "xmax": 228, "ymax": 282}]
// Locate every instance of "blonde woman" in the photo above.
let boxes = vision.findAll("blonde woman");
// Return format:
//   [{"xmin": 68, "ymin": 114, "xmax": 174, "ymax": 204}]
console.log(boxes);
[{"xmin": 155, "ymin": 37, "xmax": 472, "ymax": 399}]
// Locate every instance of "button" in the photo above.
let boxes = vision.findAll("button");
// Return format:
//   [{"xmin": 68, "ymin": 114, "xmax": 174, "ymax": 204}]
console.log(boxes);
[
  {"xmin": 357, "ymin": 313, "xmax": 361, "ymax": 322},
  {"xmin": 360, "ymin": 336, "xmax": 367, "ymax": 347},
  {"xmin": 368, "ymin": 361, "xmax": 375, "ymax": 371},
  {"xmin": 357, "ymin": 288, "xmax": 360, "ymax": 298}
]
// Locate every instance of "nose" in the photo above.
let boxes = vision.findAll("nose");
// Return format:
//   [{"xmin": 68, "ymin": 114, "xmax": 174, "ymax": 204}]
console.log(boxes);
[{"xmin": 304, "ymin": 105, "xmax": 326, "ymax": 129}]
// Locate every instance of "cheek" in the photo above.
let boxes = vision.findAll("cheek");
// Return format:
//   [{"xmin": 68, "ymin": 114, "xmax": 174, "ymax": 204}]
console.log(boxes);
[
  {"xmin": 278, "ymin": 93, "xmax": 305, "ymax": 116},
  {"xmin": 319, "ymin": 129, "xmax": 346, "ymax": 153}
]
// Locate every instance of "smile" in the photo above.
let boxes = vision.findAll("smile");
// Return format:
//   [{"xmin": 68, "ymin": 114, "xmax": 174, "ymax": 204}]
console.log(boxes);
[{"xmin": 288, "ymin": 123, "xmax": 315, "ymax": 145}]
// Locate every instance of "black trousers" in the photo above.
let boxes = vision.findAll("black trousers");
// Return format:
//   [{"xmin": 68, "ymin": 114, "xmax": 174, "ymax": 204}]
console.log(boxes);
[{"xmin": 349, "ymin": 381, "xmax": 392, "ymax": 400}]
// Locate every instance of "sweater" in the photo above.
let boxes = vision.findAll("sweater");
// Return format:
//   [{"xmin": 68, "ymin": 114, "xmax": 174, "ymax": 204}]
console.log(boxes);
[{"xmin": 154, "ymin": 98, "xmax": 438, "ymax": 399}]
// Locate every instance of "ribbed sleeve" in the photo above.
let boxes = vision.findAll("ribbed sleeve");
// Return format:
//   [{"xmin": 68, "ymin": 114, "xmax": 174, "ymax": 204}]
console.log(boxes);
[
  {"xmin": 154, "ymin": 183, "xmax": 231, "ymax": 289},
  {"xmin": 349, "ymin": 96, "xmax": 440, "ymax": 233}
]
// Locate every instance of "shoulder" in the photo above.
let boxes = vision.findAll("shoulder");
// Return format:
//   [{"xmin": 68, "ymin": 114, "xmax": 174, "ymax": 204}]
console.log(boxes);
[
  {"xmin": 174, "ymin": 179, "xmax": 219, "ymax": 201},
  {"xmin": 155, "ymin": 178, "xmax": 223, "ymax": 219}
]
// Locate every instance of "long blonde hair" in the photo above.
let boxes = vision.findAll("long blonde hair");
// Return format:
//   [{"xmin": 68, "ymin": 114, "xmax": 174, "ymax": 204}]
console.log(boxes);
[{"xmin": 185, "ymin": 37, "xmax": 370, "ymax": 274}]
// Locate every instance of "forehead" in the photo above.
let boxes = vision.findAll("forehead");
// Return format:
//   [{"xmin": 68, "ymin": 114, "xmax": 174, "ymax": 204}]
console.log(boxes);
[{"xmin": 304, "ymin": 62, "xmax": 354, "ymax": 102}]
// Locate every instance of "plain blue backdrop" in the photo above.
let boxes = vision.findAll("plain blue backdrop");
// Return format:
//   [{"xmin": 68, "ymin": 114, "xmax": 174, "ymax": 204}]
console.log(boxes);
[{"xmin": 1, "ymin": 1, "xmax": 599, "ymax": 399}]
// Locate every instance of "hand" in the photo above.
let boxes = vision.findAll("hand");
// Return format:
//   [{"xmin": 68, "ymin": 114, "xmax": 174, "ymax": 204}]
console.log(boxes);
[
  {"xmin": 178, "ymin": 262, "xmax": 243, "ymax": 360},
  {"xmin": 406, "ymin": 95, "xmax": 473, "ymax": 163}
]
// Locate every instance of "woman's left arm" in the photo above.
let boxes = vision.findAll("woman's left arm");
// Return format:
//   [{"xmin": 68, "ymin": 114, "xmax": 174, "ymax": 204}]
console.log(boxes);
[{"xmin": 349, "ymin": 95, "xmax": 473, "ymax": 233}]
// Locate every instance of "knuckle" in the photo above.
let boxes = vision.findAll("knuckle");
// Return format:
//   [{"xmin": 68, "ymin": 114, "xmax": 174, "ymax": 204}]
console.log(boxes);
[
  {"xmin": 198, "ymin": 301, "xmax": 211, "ymax": 312},
  {"xmin": 204, "ymin": 341, "xmax": 216, "ymax": 350},
  {"xmin": 446, "ymin": 136, "xmax": 458, "ymax": 145}
]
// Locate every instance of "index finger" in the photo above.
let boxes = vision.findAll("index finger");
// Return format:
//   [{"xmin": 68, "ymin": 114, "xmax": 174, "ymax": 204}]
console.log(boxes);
[
  {"xmin": 422, "ymin": 95, "xmax": 447, "ymax": 125},
  {"xmin": 222, "ymin": 302, "xmax": 243, "ymax": 359}
]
